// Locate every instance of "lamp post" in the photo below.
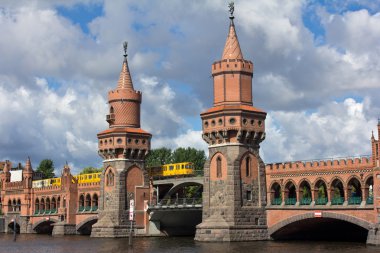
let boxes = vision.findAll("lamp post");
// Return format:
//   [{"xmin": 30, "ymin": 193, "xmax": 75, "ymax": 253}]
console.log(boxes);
[{"xmin": 128, "ymin": 193, "xmax": 134, "ymax": 246}]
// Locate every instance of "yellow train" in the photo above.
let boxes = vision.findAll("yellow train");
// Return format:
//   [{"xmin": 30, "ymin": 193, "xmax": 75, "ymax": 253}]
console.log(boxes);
[
  {"xmin": 148, "ymin": 162, "xmax": 194, "ymax": 178},
  {"xmin": 74, "ymin": 172, "xmax": 101, "ymax": 184},
  {"xmin": 32, "ymin": 172, "xmax": 101, "ymax": 188},
  {"xmin": 32, "ymin": 178, "xmax": 61, "ymax": 188}
]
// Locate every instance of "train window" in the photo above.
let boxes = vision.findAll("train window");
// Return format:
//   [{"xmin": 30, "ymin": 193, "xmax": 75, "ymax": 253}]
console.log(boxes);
[
  {"xmin": 169, "ymin": 166, "xmax": 174, "ymax": 170},
  {"xmin": 89, "ymin": 175, "xmax": 92, "ymax": 179},
  {"xmin": 182, "ymin": 165, "xmax": 184, "ymax": 169}
]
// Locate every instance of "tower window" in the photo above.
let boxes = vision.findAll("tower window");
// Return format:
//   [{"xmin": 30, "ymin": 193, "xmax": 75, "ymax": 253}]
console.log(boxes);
[
  {"xmin": 229, "ymin": 118, "xmax": 236, "ymax": 124},
  {"xmin": 216, "ymin": 156, "xmax": 222, "ymax": 178},
  {"xmin": 110, "ymin": 106, "xmax": 114, "ymax": 114},
  {"xmin": 246, "ymin": 157, "xmax": 251, "ymax": 177},
  {"xmin": 247, "ymin": 191, "xmax": 252, "ymax": 201}
]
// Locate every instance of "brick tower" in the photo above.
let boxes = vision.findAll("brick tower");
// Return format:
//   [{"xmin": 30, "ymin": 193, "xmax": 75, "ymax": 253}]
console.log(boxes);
[
  {"xmin": 91, "ymin": 42, "xmax": 151, "ymax": 237},
  {"xmin": 195, "ymin": 4, "xmax": 268, "ymax": 241},
  {"xmin": 368, "ymin": 120, "xmax": 380, "ymax": 245}
]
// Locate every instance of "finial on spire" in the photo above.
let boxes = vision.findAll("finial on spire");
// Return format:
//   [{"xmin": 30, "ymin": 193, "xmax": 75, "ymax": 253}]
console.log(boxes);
[
  {"xmin": 123, "ymin": 41, "xmax": 128, "ymax": 58},
  {"xmin": 228, "ymin": 1, "xmax": 235, "ymax": 19}
]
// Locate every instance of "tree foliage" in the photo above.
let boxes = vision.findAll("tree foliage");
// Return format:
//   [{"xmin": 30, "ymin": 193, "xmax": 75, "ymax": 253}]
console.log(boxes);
[
  {"xmin": 36, "ymin": 159, "xmax": 55, "ymax": 179},
  {"xmin": 146, "ymin": 148, "xmax": 172, "ymax": 167},
  {"xmin": 146, "ymin": 147, "xmax": 206, "ymax": 171},
  {"xmin": 80, "ymin": 166, "xmax": 103, "ymax": 175}
]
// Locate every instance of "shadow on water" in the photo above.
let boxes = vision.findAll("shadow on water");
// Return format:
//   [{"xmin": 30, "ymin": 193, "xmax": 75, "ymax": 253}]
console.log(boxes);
[
  {"xmin": 0, "ymin": 234, "xmax": 378, "ymax": 253},
  {"xmin": 271, "ymin": 218, "xmax": 368, "ymax": 242}
]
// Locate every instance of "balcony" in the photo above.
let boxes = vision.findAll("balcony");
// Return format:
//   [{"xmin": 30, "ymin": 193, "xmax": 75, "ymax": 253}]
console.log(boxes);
[{"xmin": 106, "ymin": 113, "xmax": 115, "ymax": 123}]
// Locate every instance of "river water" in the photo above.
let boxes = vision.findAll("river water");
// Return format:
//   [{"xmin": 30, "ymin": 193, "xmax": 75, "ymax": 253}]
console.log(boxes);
[{"xmin": 0, "ymin": 234, "xmax": 379, "ymax": 253}]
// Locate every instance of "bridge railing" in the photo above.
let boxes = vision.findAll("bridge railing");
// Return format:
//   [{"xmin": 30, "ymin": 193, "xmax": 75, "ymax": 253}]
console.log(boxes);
[
  {"xmin": 151, "ymin": 170, "xmax": 204, "ymax": 181},
  {"xmin": 148, "ymin": 197, "xmax": 202, "ymax": 208}
]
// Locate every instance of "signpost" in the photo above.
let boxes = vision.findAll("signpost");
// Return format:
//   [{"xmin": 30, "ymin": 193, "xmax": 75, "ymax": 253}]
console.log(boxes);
[{"xmin": 129, "ymin": 199, "xmax": 134, "ymax": 246}]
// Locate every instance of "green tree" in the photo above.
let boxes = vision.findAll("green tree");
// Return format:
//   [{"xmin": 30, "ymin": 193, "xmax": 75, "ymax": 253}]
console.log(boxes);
[
  {"xmin": 37, "ymin": 159, "xmax": 55, "ymax": 179},
  {"xmin": 172, "ymin": 147, "xmax": 206, "ymax": 171},
  {"xmin": 80, "ymin": 166, "xmax": 103, "ymax": 175},
  {"xmin": 146, "ymin": 148, "xmax": 172, "ymax": 167}
]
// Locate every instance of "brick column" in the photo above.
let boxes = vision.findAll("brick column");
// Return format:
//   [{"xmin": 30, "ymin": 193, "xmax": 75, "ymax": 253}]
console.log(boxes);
[{"xmin": 327, "ymin": 186, "xmax": 332, "ymax": 206}]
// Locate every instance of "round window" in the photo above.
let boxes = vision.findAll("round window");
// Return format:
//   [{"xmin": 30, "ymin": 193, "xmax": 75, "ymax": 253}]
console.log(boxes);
[
  {"xmin": 211, "ymin": 120, "xmax": 216, "ymax": 126},
  {"xmin": 250, "ymin": 119, "xmax": 255, "ymax": 125},
  {"xmin": 242, "ymin": 118, "xmax": 247, "ymax": 125},
  {"xmin": 204, "ymin": 121, "xmax": 209, "ymax": 128},
  {"xmin": 117, "ymin": 138, "xmax": 122, "ymax": 144},
  {"xmin": 135, "ymin": 139, "xmax": 139, "ymax": 144},
  {"xmin": 218, "ymin": 119, "xmax": 223, "ymax": 125},
  {"xmin": 127, "ymin": 139, "xmax": 132, "ymax": 143},
  {"xmin": 258, "ymin": 120, "xmax": 262, "ymax": 126},
  {"xmin": 229, "ymin": 118, "xmax": 236, "ymax": 124}
]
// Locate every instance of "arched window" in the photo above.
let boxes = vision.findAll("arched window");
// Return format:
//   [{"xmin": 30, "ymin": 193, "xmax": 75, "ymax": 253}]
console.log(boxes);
[
  {"xmin": 110, "ymin": 106, "xmax": 114, "ymax": 114},
  {"xmin": 35, "ymin": 198, "xmax": 40, "ymax": 213},
  {"xmin": 85, "ymin": 194, "xmax": 91, "ymax": 208},
  {"xmin": 17, "ymin": 199, "xmax": 21, "ymax": 212},
  {"xmin": 92, "ymin": 194, "xmax": 98, "ymax": 211},
  {"xmin": 216, "ymin": 156, "xmax": 222, "ymax": 178},
  {"xmin": 106, "ymin": 170, "xmax": 114, "ymax": 186},
  {"xmin": 57, "ymin": 196, "xmax": 61, "ymax": 209},
  {"xmin": 12, "ymin": 199, "xmax": 16, "ymax": 211},
  {"xmin": 245, "ymin": 156, "xmax": 251, "ymax": 177},
  {"xmin": 40, "ymin": 198, "xmax": 45, "ymax": 212},
  {"xmin": 46, "ymin": 197, "xmax": 50, "ymax": 211},
  {"xmin": 79, "ymin": 195, "xmax": 84, "ymax": 207},
  {"xmin": 8, "ymin": 199, "xmax": 12, "ymax": 212},
  {"xmin": 51, "ymin": 197, "xmax": 56, "ymax": 211}
]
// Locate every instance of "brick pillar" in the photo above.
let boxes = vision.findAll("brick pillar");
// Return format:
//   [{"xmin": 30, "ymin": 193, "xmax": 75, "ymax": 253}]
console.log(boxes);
[
  {"xmin": 327, "ymin": 186, "xmax": 332, "ymax": 206},
  {"xmin": 311, "ymin": 189, "xmax": 316, "ymax": 206}
]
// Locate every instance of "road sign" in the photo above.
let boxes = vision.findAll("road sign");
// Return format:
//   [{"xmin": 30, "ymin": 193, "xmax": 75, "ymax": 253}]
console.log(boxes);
[
  {"xmin": 129, "ymin": 199, "xmax": 135, "ymax": 221},
  {"xmin": 314, "ymin": 211, "xmax": 322, "ymax": 218}
]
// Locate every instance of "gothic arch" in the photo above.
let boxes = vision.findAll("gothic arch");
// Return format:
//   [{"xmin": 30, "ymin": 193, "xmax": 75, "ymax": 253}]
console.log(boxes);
[
  {"xmin": 269, "ymin": 180, "xmax": 283, "ymax": 191},
  {"xmin": 269, "ymin": 212, "xmax": 371, "ymax": 237},
  {"xmin": 346, "ymin": 175, "xmax": 362, "ymax": 188},
  {"xmin": 209, "ymin": 152, "xmax": 227, "ymax": 181},
  {"xmin": 76, "ymin": 216, "xmax": 98, "ymax": 235},
  {"xmin": 32, "ymin": 218, "xmax": 59, "ymax": 232}
]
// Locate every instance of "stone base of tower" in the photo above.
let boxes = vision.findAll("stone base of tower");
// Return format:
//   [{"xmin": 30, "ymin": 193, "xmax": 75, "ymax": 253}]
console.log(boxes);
[
  {"xmin": 195, "ymin": 213, "xmax": 268, "ymax": 242},
  {"xmin": 367, "ymin": 224, "xmax": 380, "ymax": 246},
  {"xmin": 91, "ymin": 215, "xmax": 131, "ymax": 238},
  {"xmin": 52, "ymin": 222, "xmax": 77, "ymax": 236}
]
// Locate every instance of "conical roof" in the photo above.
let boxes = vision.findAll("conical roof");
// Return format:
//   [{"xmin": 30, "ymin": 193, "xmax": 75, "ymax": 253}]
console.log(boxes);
[
  {"xmin": 24, "ymin": 157, "xmax": 32, "ymax": 172},
  {"xmin": 222, "ymin": 18, "xmax": 244, "ymax": 60},
  {"xmin": 116, "ymin": 56, "xmax": 134, "ymax": 90}
]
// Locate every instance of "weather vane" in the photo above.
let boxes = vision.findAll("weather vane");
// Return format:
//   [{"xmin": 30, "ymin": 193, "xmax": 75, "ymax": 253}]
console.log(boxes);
[
  {"xmin": 228, "ymin": 1, "xmax": 234, "ymax": 18},
  {"xmin": 123, "ymin": 41, "xmax": 128, "ymax": 57}
]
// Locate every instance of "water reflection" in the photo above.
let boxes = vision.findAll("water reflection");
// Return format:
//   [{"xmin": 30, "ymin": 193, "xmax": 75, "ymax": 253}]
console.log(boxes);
[{"xmin": 0, "ymin": 234, "xmax": 378, "ymax": 253}]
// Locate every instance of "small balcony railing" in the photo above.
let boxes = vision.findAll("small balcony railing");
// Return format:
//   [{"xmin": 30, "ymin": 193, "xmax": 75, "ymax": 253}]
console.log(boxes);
[
  {"xmin": 315, "ymin": 197, "xmax": 328, "ymax": 205},
  {"xmin": 300, "ymin": 197, "xmax": 312, "ymax": 205},
  {"xmin": 271, "ymin": 198, "xmax": 282, "ymax": 205},
  {"xmin": 106, "ymin": 114, "xmax": 115, "ymax": 123},
  {"xmin": 285, "ymin": 198, "xmax": 296, "ymax": 205},
  {"xmin": 348, "ymin": 196, "xmax": 362, "ymax": 205}
]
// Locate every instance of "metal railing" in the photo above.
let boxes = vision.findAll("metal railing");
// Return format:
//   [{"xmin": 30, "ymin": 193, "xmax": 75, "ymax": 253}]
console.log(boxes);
[
  {"xmin": 285, "ymin": 198, "xmax": 296, "ymax": 205},
  {"xmin": 149, "ymin": 197, "xmax": 202, "ymax": 207},
  {"xmin": 348, "ymin": 196, "xmax": 362, "ymax": 205},
  {"xmin": 315, "ymin": 197, "xmax": 328, "ymax": 205},
  {"xmin": 300, "ymin": 197, "xmax": 312, "ymax": 205},
  {"xmin": 271, "ymin": 198, "xmax": 282, "ymax": 205},
  {"xmin": 331, "ymin": 197, "xmax": 344, "ymax": 205}
]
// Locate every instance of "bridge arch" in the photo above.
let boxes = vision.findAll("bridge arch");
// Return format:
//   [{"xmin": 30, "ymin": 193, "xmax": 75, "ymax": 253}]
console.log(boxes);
[
  {"xmin": 162, "ymin": 182, "xmax": 203, "ymax": 201},
  {"xmin": 76, "ymin": 216, "xmax": 98, "ymax": 235},
  {"xmin": 32, "ymin": 218, "xmax": 59, "ymax": 234},
  {"xmin": 7, "ymin": 221, "xmax": 20, "ymax": 234},
  {"xmin": 269, "ymin": 212, "xmax": 371, "ymax": 240}
]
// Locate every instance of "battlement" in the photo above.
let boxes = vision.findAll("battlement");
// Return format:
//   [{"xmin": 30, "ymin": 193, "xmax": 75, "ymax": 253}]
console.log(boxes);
[
  {"xmin": 265, "ymin": 155, "xmax": 372, "ymax": 172},
  {"xmin": 212, "ymin": 58, "xmax": 253, "ymax": 75},
  {"xmin": 78, "ymin": 182, "xmax": 100, "ymax": 188},
  {"xmin": 108, "ymin": 89, "xmax": 142, "ymax": 102},
  {"xmin": 5, "ymin": 181, "xmax": 23, "ymax": 190},
  {"xmin": 32, "ymin": 185, "xmax": 61, "ymax": 192}
]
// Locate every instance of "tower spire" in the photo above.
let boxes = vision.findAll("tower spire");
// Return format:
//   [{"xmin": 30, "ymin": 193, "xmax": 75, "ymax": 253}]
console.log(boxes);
[
  {"xmin": 25, "ymin": 156, "xmax": 32, "ymax": 172},
  {"xmin": 117, "ymin": 41, "xmax": 134, "ymax": 90},
  {"xmin": 222, "ymin": 2, "xmax": 243, "ymax": 60}
]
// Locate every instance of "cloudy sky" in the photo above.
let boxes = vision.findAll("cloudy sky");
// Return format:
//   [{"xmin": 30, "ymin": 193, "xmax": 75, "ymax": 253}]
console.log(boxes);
[{"xmin": 0, "ymin": 0, "xmax": 379, "ymax": 174}]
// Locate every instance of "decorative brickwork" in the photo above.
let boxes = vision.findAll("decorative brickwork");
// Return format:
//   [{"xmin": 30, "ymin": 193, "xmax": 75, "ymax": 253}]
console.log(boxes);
[
  {"xmin": 195, "ymin": 9, "xmax": 268, "ymax": 241},
  {"xmin": 91, "ymin": 44, "xmax": 151, "ymax": 237}
]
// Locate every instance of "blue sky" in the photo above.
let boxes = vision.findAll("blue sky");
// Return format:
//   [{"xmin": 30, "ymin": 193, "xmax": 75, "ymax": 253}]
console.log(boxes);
[{"xmin": 0, "ymin": 0, "xmax": 379, "ymax": 173}]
